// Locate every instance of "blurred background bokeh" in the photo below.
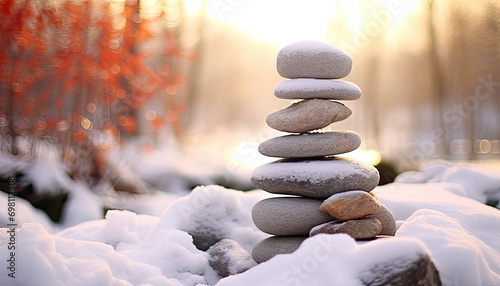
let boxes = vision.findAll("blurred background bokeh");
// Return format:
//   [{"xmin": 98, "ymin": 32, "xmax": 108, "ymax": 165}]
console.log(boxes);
[{"xmin": 1, "ymin": 0, "xmax": 500, "ymax": 216}]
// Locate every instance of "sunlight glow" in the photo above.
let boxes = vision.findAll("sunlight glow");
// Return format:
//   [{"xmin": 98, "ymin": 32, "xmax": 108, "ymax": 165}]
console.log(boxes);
[
  {"xmin": 207, "ymin": 0, "xmax": 422, "ymax": 48},
  {"xmin": 343, "ymin": 149, "xmax": 382, "ymax": 166},
  {"xmin": 230, "ymin": 142, "xmax": 271, "ymax": 171},
  {"xmin": 207, "ymin": 0, "xmax": 334, "ymax": 46}
]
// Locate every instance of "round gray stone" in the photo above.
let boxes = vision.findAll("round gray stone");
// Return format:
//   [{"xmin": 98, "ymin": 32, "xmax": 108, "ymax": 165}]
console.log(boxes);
[
  {"xmin": 366, "ymin": 204, "xmax": 396, "ymax": 236},
  {"xmin": 319, "ymin": 190, "xmax": 381, "ymax": 221},
  {"xmin": 258, "ymin": 131, "xmax": 361, "ymax": 158},
  {"xmin": 251, "ymin": 157, "xmax": 380, "ymax": 199},
  {"xmin": 276, "ymin": 40, "xmax": 352, "ymax": 79},
  {"xmin": 252, "ymin": 197, "xmax": 336, "ymax": 236},
  {"xmin": 266, "ymin": 99, "xmax": 352, "ymax": 133},
  {"xmin": 274, "ymin": 79, "xmax": 361, "ymax": 100},
  {"xmin": 252, "ymin": 236, "xmax": 308, "ymax": 263},
  {"xmin": 310, "ymin": 218, "xmax": 382, "ymax": 239}
]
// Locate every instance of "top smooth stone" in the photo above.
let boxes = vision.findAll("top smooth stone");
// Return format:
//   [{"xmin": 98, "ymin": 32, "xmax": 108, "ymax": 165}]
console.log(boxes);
[
  {"xmin": 276, "ymin": 40, "xmax": 352, "ymax": 79},
  {"xmin": 274, "ymin": 79, "xmax": 361, "ymax": 100}
]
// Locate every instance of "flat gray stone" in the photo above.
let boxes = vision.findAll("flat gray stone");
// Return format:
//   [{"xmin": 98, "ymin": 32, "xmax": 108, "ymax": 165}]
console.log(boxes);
[
  {"xmin": 274, "ymin": 79, "xmax": 361, "ymax": 100},
  {"xmin": 251, "ymin": 157, "xmax": 380, "ymax": 199},
  {"xmin": 310, "ymin": 218, "xmax": 382, "ymax": 239},
  {"xmin": 366, "ymin": 204, "xmax": 396, "ymax": 236},
  {"xmin": 277, "ymin": 40, "xmax": 352, "ymax": 79},
  {"xmin": 320, "ymin": 190, "xmax": 381, "ymax": 220},
  {"xmin": 207, "ymin": 239, "xmax": 256, "ymax": 277},
  {"xmin": 252, "ymin": 236, "xmax": 308, "ymax": 264},
  {"xmin": 258, "ymin": 131, "xmax": 361, "ymax": 158},
  {"xmin": 252, "ymin": 197, "xmax": 336, "ymax": 236},
  {"xmin": 266, "ymin": 99, "xmax": 352, "ymax": 133}
]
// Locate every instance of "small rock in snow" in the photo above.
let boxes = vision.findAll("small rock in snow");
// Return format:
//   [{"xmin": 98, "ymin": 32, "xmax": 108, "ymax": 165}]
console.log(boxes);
[
  {"xmin": 190, "ymin": 232, "xmax": 222, "ymax": 251},
  {"xmin": 207, "ymin": 239, "xmax": 256, "ymax": 278},
  {"xmin": 359, "ymin": 252, "xmax": 442, "ymax": 286}
]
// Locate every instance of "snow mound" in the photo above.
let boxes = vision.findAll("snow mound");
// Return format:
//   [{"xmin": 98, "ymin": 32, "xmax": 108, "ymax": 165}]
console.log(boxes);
[
  {"xmin": 0, "ymin": 223, "xmax": 181, "ymax": 286},
  {"xmin": 395, "ymin": 160, "xmax": 500, "ymax": 206},
  {"xmin": 374, "ymin": 183, "xmax": 500, "ymax": 286},
  {"xmin": 398, "ymin": 209, "xmax": 500, "ymax": 286},
  {"xmin": 151, "ymin": 185, "xmax": 268, "ymax": 252}
]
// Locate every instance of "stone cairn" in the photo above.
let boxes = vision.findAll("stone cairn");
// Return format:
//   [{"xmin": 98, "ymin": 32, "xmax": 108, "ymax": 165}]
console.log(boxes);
[{"xmin": 250, "ymin": 40, "xmax": 396, "ymax": 263}]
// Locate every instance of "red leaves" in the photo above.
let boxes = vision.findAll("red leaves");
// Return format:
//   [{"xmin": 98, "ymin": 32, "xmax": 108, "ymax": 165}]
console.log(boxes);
[{"xmin": 1, "ymin": 0, "xmax": 191, "ymax": 183}]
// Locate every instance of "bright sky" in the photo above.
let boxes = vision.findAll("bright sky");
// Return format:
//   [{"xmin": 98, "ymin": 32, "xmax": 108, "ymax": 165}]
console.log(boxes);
[{"xmin": 198, "ymin": 0, "xmax": 422, "ymax": 47}]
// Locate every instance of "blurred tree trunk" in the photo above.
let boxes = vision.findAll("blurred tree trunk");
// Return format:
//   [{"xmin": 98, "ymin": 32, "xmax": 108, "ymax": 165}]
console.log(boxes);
[{"xmin": 427, "ymin": 0, "xmax": 447, "ymax": 157}]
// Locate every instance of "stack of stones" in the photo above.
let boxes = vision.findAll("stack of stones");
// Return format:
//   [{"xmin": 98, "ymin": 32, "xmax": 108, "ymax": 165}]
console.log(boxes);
[{"xmin": 251, "ymin": 41, "xmax": 396, "ymax": 264}]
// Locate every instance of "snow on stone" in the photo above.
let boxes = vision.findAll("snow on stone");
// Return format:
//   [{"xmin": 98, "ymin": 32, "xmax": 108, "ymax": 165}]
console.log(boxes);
[
  {"xmin": 279, "ymin": 40, "xmax": 341, "ymax": 55},
  {"xmin": 251, "ymin": 157, "xmax": 371, "ymax": 183}
]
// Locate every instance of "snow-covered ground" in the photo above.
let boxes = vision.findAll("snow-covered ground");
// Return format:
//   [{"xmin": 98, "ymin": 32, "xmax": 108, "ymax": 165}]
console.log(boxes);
[{"xmin": 1, "ymin": 156, "xmax": 500, "ymax": 285}]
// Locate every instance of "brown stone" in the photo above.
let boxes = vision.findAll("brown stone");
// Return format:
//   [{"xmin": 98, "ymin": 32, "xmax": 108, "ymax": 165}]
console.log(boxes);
[
  {"xmin": 320, "ymin": 190, "xmax": 381, "ymax": 220},
  {"xmin": 310, "ymin": 218, "xmax": 382, "ymax": 239},
  {"xmin": 366, "ymin": 204, "xmax": 396, "ymax": 236}
]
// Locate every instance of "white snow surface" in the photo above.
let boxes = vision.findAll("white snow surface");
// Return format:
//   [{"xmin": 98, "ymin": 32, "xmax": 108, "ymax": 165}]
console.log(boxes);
[
  {"xmin": 251, "ymin": 157, "xmax": 375, "ymax": 183},
  {"xmin": 279, "ymin": 40, "xmax": 347, "ymax": 57},
  {"xmin": 1, "ymin": 161, "xmax": 500, "ymax": 285}
]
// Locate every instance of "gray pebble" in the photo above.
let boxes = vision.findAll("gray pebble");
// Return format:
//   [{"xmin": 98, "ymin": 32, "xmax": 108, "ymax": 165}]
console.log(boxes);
[
  {"xmin": 207, "ymin": 239, "xmax": 256, "ymax": 277},
  {"xmin": 252, "ymin": 197, "xmax": 336, "ymax": 236},
  {"xmin": 258, "ymin": 131, "xmax": 361, "ymax": 158},
  {"xmin": 266, "ymin": 99, "xmax": 352, "ymax": 133},
  {"xmin": 252, "ymin": 236, "xmax": 308, "ymax": 263},
  {"xmin": 274, "ymin": 79, "xmax": 361, "ymax": 100},
  {"xmin": 251, "ymin": 157, "xmax": 380, "ymax": 199}
]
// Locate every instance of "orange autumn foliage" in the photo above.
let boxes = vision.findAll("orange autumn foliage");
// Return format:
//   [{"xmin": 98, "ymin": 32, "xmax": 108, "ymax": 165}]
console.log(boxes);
[{"xmin": 0, "ymin": 0, "xmax": 193, "ymax": 185}]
